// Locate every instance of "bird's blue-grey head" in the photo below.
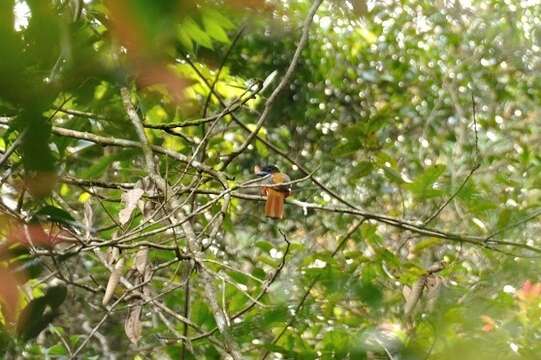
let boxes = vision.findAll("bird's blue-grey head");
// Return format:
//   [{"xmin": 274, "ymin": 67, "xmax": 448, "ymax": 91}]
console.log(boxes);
[{"xmin": 257, "ymin": 165, "xmax": 280, "ymax": 176}]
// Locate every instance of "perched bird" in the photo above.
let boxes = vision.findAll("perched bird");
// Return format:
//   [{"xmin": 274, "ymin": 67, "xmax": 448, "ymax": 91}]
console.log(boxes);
[{"xmin": 256, "ymin": 165, "xmax": 291, "ymax": 219}]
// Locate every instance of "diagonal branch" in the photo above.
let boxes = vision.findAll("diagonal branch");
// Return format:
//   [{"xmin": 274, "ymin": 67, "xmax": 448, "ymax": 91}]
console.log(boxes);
[
  {"xmin": 220, "ymin": 0, "xmax": 324, "ymax": 170},
  {"xmin": 120, "ymin": 85, "xmax": 241, "ymax": 358}
]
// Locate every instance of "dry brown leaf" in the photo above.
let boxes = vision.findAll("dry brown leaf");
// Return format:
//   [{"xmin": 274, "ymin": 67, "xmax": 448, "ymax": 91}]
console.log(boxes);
[
  {"xmin": 83, "ymin": 201, "xmax": 93, "ymax": 240},
  {"xmin": 137, "ymin": 177, "xmax": 158, "ymax": 220},
  {"xmin": 135, "ymin": 248, "xmax": 149, "ymax": 275},
  {"xmin": 143, "ymin": 267, "xmax": 152, "ymax": 297},
  {"xmin": 404, "ymin": 278, "xmax": 424, "ymax": 317},
  {"xmin": 124, "ymin": 304, "xmax": 142, "ymax": 344},
  {"xmin": 106, "ymin": 246, "xmax": 120, "ymax": 266},
  {"xmin": 119, "ymin": 188, "xmax": 144, "ymax": 225},
  {"xmin": 402, "ymin": 285, "xmax": 411, "ymax": 300},
  {"xmin": 425, "ymin": 274, "xmax": 443, "ymax": 311},
  {"xmin": 102, "ymin": 257, "xmax": 124, "ymax": 305},
  {"xmin": 8, "ymin": 223, "xmax": 51, "ymax": 248}
]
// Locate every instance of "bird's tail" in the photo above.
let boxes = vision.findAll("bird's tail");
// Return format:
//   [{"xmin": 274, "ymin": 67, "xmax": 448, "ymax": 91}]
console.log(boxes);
[{"xmin": 265, "ymin": 189, "xmax": 286, "ymax": 219}]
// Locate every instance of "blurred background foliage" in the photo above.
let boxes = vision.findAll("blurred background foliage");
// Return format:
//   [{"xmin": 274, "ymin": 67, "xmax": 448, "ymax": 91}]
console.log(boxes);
[{"xmin": 1, "ymin": 0, "xmax": 541, "ymax": 359}]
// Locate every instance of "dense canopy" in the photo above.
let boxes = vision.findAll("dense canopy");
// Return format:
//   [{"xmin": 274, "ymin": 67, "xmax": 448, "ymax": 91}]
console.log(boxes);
[{"xmin": 1, "ymin": 0, "xmax": 541, "ymax": 359}]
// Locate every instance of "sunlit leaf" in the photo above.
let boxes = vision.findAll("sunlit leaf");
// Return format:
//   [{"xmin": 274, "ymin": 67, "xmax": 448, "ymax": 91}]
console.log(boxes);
[
  {"xmin": 404, "ymin": 164, "xmax": 446, "ymax": 199},
  {"xmin": 202, "ymin": 13, "xmax": 230, "ymax": 43},
  {"xmin": 181, "ymin": 17, "xmax": 213, "ymax": 50}
]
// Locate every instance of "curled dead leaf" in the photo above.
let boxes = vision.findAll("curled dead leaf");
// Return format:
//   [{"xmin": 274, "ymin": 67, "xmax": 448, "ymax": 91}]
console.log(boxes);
[
  {"xmin": 119, "ymin": 188, "xmax": 145, "ymax": 226},
  {"xmin": 102, "ymin": 257, "xmax": 124, "ymax": 305},
  {"xmin": 425, "ymin": 275, "xmax": 443, "ymax": 311},
  {"xmin": 124, "ymin": 304, "xmax": 142, "ymax": 344},
  {"xmin": 83, "ymin": 201, "xmax": 93, "ymax": 240},
  {"xmin": 106, "ymin": 246, "xmax": 120, "ymax": 266},
  {"xmin": 404, "ymin": 279, "xmax": 424, "ymax": 317},
  {"xmin": 143, "ymin": 267, "xmax": 152, "ymax": 297},
  {"xmin": 135, "ymin": 248, "xmax": 148, "ymax": 275},
  {"xmin": 402, "ymin": 285, "xmax": 411, "ymax": 300}
]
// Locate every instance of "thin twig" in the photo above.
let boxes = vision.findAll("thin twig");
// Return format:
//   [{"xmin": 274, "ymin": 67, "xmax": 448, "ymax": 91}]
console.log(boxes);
[
  {"xmin": 261, "ymin": 220, "xmax": 364, "ymax": 359},
  {"xmin": 0, "ymin": 128, "xmax": 27, "ymax": 167},
  {"xmin": 423, "ymin": 91, "xmax": 482, "ymax": 226},
  {"xmin": 220, "ymin": 0, "xmax": 323, "ymax": 170}
]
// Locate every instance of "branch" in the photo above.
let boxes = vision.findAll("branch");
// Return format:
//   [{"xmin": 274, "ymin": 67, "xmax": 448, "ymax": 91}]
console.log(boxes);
[
  {"xmin": 261, "ymin": 221, "xmax": 364, "ymax": 359},
  {"xmin": 121, "ymin": 87, "xmax": 161, "ymax": 182},
  {"xmin": 119, "ymin": 86, "xmax": 240, "ymax": 358},
  {"xmin": 423, "ymin": 92, "xmax": 482, "ymax": 226},
  {"xmin": 60, "ymin": 173, "xmax": 541, "ymax": 255},
  {"xmin": 221, "ymin": 0, "xmax": 324, "ymax": 170},
  {"xmin": 423, "ymin": 163, "xmax": 480, "ymax": 226},
  {"xmin": 0, "ymin": 117, "xmax": 226, "ymax": 180},
  {"xmin": 0, "ymin": 128, "xmax": 27, "ymax": 168},
  {"xmin": 62, "ymin": 176, "xmax": 134, "ymax": 190}
]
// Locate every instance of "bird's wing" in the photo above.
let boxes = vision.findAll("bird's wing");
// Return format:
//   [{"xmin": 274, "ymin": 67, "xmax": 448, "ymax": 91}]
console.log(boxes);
[
  {"xmin": 283, "ymin": 173, "xmax": 292, "ymax": 193},
  {"xmin": 272, "ymin": 173, "xmax": 291, "ymax": 193}
]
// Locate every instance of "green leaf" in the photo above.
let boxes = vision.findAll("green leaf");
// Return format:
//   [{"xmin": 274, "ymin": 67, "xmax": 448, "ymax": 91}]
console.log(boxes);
[
  {"xmin": 331, "ymin": 139, "xmax": 361, "ymax": 157},
  {"xmin": 0, "ymin": 325, "xmax": 15, "ymax": 356},
  {"xmin": 177, "ymin": 26, "xmax": 193, "ymax": 52},
  {"xmin": 383, "ymin": 166, "xmax": 404, "ymax": 184},
  {"xmin": 44, "ymin": 285, "xmax": 68, "ymax": 309},
  {"xmin": 202, "ymin": 13, "xmax": 230, "ymax": 43},
  {"xmin": 79, "ymin": 154, "xmax": 115, "ymax": 178},
  {"xmin": 353, "ymin": 281, "xmax": 382, "ymax": 308},
  {"xmin": 256, "ymin": 255, "xmax": 279, "ymax": 268},
  {"xmin": 201, "ymin": 9, "xmax": 235, "ymax": 30},
  {"xmin": 20, "ymin": 114, "xmax": 54, "ymax": 170},
  {"xmin": 412, "ymin": 238, "xmax": 442, "ymax": 254},
  {"xmin": 48, "ymin": 343, "xmax": 68, "ymax": 356},
  {"xmin": 255, "ymin": 240, "xmax": 273, "ymax": 253},
  {"xmin": 16, "ymin": 286, "xmax": 67, "ymax": 342},
  {"xmin": 145, "ymin": 105, "xmax": 169, "ymax": 125},
  {"xmin": 255, "ymin": 140, "xmax": 269, "ymax": 157},
  {"xmin": 351, "ymin": 161, "xmax": 374, "ymax": 178},
  {"xmin": 181, "ymin": 17, "xmax": 213, "ymax": 50},
  {"xmin": 457, "ymin": 181, "xmax": 497, "ymax": 213},
  {"xmin": 190, "ymin": 302, "xmax": 215, "ymax": 328},
  {"xmin": 32, "ymin": 205, "xmax": 75, "ymax": 228},
  {"xmin": 495, "ymin": 207, "xmax": 512, "ymax": 230},
  {"xmin": 228, "ymin": 271, "xmax": 250, "ymax": 285},
  {"xmin": 404, "ymin": 164, "xmax": 446, "ymax": 199},
  {"xmin": 322, "ymin": 328, "xmax": 350, "ymax": 355}
]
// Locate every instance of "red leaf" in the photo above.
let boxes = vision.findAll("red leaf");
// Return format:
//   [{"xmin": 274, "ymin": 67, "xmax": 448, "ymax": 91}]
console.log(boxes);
[
  {"xmin": 518, "ymin": 280, "xmax": 541, "ymax": 301},
  {"xmin": 0, "ymin": 268, "xmax": 23, "ymax": 326},
  {"xmin": 8, "ymin": 223, "xmax": 51, "ymax": 248},
  {"xmin": 480, "ymin": 315, "xmax": 495, "ymax": 333}
]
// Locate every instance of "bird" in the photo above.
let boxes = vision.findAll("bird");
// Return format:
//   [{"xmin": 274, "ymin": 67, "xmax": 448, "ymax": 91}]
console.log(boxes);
[{"xmin": 256, "ymin": 165, "xmax": 291, "ymax": 219}]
